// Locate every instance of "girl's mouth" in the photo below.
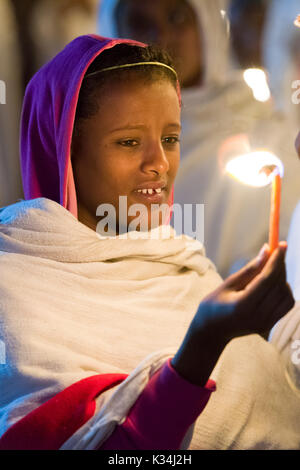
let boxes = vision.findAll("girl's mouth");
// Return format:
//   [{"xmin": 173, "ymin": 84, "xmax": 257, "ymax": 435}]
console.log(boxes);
[{"xmin": 133, "ymin": 188, "xmax": 167, "ymax": 203}]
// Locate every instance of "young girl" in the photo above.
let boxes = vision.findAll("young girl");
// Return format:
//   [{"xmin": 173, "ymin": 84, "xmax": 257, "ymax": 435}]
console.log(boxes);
[{"xmin": 0, "ymin": 34, "xmax": 298, "ymax": 450}]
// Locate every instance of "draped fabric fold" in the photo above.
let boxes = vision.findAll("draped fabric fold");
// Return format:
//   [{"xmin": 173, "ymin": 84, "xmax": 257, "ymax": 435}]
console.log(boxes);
[
  {"xmin": 0, "ymin": 197, "xmax": 220, "ymax": 448},
  {"xmin": 1, "ymin": 197, "xmax": 300, "ymax": 449}
]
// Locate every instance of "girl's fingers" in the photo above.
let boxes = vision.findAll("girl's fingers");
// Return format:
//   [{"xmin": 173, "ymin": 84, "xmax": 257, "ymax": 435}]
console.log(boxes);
[
  {"xmin": 235, "ymin": 281, "xmax": 294, "ymax": 337},
  {"xmin": 245, "ymin": 267, "xmax": 286, "ymax": 311},
  {"xmin": 224, "ymin": 244, "xmax": 270, "ymax": 291},
  {"xmin": 243, "ymin": 244, "xmax": 287, "ymax": 303},
  {"xmin": 203, "ymin": 242, "xmax": 292, "ymax": 340}
]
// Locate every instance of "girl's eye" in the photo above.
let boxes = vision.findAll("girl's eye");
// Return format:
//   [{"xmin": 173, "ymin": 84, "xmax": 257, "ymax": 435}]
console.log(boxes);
[
  {"xmin": 117, "ymin": 137, "xmax": 180, "ymax": 147},
  {"xmin": 163, "ymin": 136, "xmax": 181, "ymax": 145},
  {"xmin": 118, "ymin": 139, "xmax": 139, "ymax": 147}
]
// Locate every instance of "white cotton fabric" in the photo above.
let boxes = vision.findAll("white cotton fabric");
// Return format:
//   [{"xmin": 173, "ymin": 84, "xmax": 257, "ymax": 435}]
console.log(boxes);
[
  {"xmin": 0, "ymin": 197, "xmax": 300, "ymax": 449},
  {"xmin": 287, "ymin": 201, "xmax": 300, "ymax": 303},
  {"xmin": 0, "ymin": 197, "xmax": 220, "ymax": 445},
  {"xmin": 98, "ymin": 0, "xmax": 300, "ymax": 277}
]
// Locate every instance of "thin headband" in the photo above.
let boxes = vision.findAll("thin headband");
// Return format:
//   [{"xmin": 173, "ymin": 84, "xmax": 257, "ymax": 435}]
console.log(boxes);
[{"xmin": 85, "ymin": 61, "xmax": 178, "ymax": 79}]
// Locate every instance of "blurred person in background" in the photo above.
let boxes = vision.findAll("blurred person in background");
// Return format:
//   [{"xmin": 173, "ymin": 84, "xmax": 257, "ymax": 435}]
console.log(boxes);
[
  {"xmin": 10, "ymin": 0, "xmax": 99, "ymax": 85},
  {"xmin": 29, "ymin": 0, "xmax": 99, "ymax": 69},
  {"xmin": 0, "ymin": 0, "xmax": 23, "ymax": 207},
  {"xmin": 0, "ymin": 0, "xmax": 99, "ymax": 207},
  {"xmin": 228, "ymin": 0, "xmax": 269, "ymax": 70},
  {"xmin": 263, "ymin": 0, "xmax": 300, "ymax": 125},
  {"xmin": 10, "ymin": 0, "xmax": 40, "ymax": 93},
  {"xmin": 98, "ymin": 0, "xmax": 300, "ymax": 277}
]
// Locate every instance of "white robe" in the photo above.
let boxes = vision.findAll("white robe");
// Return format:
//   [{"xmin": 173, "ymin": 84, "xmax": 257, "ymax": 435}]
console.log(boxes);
[{"xmin": 0, "ymin": 197, "xmax": 300, "ymax": 449}]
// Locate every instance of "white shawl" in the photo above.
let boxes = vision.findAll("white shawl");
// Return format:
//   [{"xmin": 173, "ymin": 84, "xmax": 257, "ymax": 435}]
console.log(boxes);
[
  {"xmin": 0, "ymin": 197, "xmax": 300, "ymax": 449},
  {"xmin": 0, "ymin": 197, "xmax": 220, "ymax": 447}
]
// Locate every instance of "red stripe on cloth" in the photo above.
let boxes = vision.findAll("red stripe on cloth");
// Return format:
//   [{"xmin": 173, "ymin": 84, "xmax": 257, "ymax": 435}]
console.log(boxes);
[{"xmin": 0, "ymin": 373, "xmax": 128, "ymax": 450}]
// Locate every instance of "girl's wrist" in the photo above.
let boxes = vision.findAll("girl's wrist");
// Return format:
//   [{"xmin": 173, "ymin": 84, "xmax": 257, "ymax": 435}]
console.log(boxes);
[{"xmin": 171, "ymin": 327, "xmax": 229, "ymax": 387}]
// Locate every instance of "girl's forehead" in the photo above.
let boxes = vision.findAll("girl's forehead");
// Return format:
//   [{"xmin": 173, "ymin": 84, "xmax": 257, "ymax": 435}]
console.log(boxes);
[
  {"xmin": 88, "ymin": 80, "xmax": 181, "ymax": 133},
  {"xmin": 96, "ymin": 77, "xmax": 180, "ymax": 109}
]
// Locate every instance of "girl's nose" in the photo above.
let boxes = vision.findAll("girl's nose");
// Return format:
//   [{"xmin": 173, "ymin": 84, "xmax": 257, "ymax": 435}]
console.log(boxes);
[{"xmin": 142, "ymin": 142, "xmax": 170, "ymax": 175}]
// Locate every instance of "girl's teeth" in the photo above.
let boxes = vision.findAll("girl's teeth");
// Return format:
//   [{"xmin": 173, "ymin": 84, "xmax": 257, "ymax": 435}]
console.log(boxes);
[{"xmin": 137, "ymin": 188, "xmax": 163, "ymax": 194}]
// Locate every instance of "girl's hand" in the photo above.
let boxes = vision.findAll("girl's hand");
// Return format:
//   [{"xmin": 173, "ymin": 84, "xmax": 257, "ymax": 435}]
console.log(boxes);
[
  {"xmin": 171, "ymin": 242, "xmax": 295, "ymax": 386},
  {"xmin": 196, "ymin": 241, "xmax": 295, "ymax": 342}
]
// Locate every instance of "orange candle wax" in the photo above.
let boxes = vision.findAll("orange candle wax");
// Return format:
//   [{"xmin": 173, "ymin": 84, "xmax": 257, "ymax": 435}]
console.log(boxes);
[{"xmin": 269, "ymin": 173, "xmax": 281, "ymax": 253}]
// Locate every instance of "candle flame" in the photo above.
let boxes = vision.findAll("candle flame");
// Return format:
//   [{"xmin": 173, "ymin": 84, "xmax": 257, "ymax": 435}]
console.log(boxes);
[
  {"xmin": 243, "ymin": 69, "xmax": 271, "ymax": 102},
  {"xmin": 225, "ymin": 151, "xmax": 284, "ymax": 187},
  {"xmin": 294, "ymin": 14, "xmax": 300, "ymax": 27}
]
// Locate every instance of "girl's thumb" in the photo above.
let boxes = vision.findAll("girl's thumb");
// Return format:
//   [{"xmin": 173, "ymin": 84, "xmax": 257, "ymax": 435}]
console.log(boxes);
[
  {"xmin": 255, "ymin": 243, "xmax": 270, "ymax": 267},
  {"xmin": 225, "ymin": 244, "xmax": 270, "ymax": 290}
]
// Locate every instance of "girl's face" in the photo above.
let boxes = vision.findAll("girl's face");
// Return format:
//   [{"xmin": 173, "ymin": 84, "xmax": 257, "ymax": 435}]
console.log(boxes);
[{"xmin": 72, "ymin": 79, "xmax": 181, "ymax": 234}]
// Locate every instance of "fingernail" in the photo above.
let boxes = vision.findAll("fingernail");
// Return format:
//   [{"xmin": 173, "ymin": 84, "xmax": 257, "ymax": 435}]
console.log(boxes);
[
  {"xmin": 258, "ymin": 243, "xmax": 269, "ymax": 259},
  {"xmin": 279, "ymin": 241, "xmax": 288, "ymax": 250},
  {"xmin": 256, "ymin": 244, "xmax": 269, "ymax": 265}
]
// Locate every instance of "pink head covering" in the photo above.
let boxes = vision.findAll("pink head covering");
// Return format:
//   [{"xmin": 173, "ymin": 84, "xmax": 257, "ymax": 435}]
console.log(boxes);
[{"xmin": 20, "ymin": 34, "xmax": 179, "ymax": 222}]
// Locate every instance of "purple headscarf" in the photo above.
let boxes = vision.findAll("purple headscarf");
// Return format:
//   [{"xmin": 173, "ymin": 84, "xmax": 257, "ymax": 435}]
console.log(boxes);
[
  {"xmin": 20, "ymin": 34, "xmax": 178, "ymax": 221},
  {"xmin": 20, "ymin": 35, "xmax": 147, "ymax": 219}
]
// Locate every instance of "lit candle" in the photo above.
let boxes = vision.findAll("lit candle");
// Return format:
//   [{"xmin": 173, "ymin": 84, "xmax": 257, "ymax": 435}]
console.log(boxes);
[
  {"xmin": 269, "ymin": 171, "xmax": 281, "ymax": 253},
  {"xmin": 220, "ymin": 137, "xmax": 284, "ymax": 254}
]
